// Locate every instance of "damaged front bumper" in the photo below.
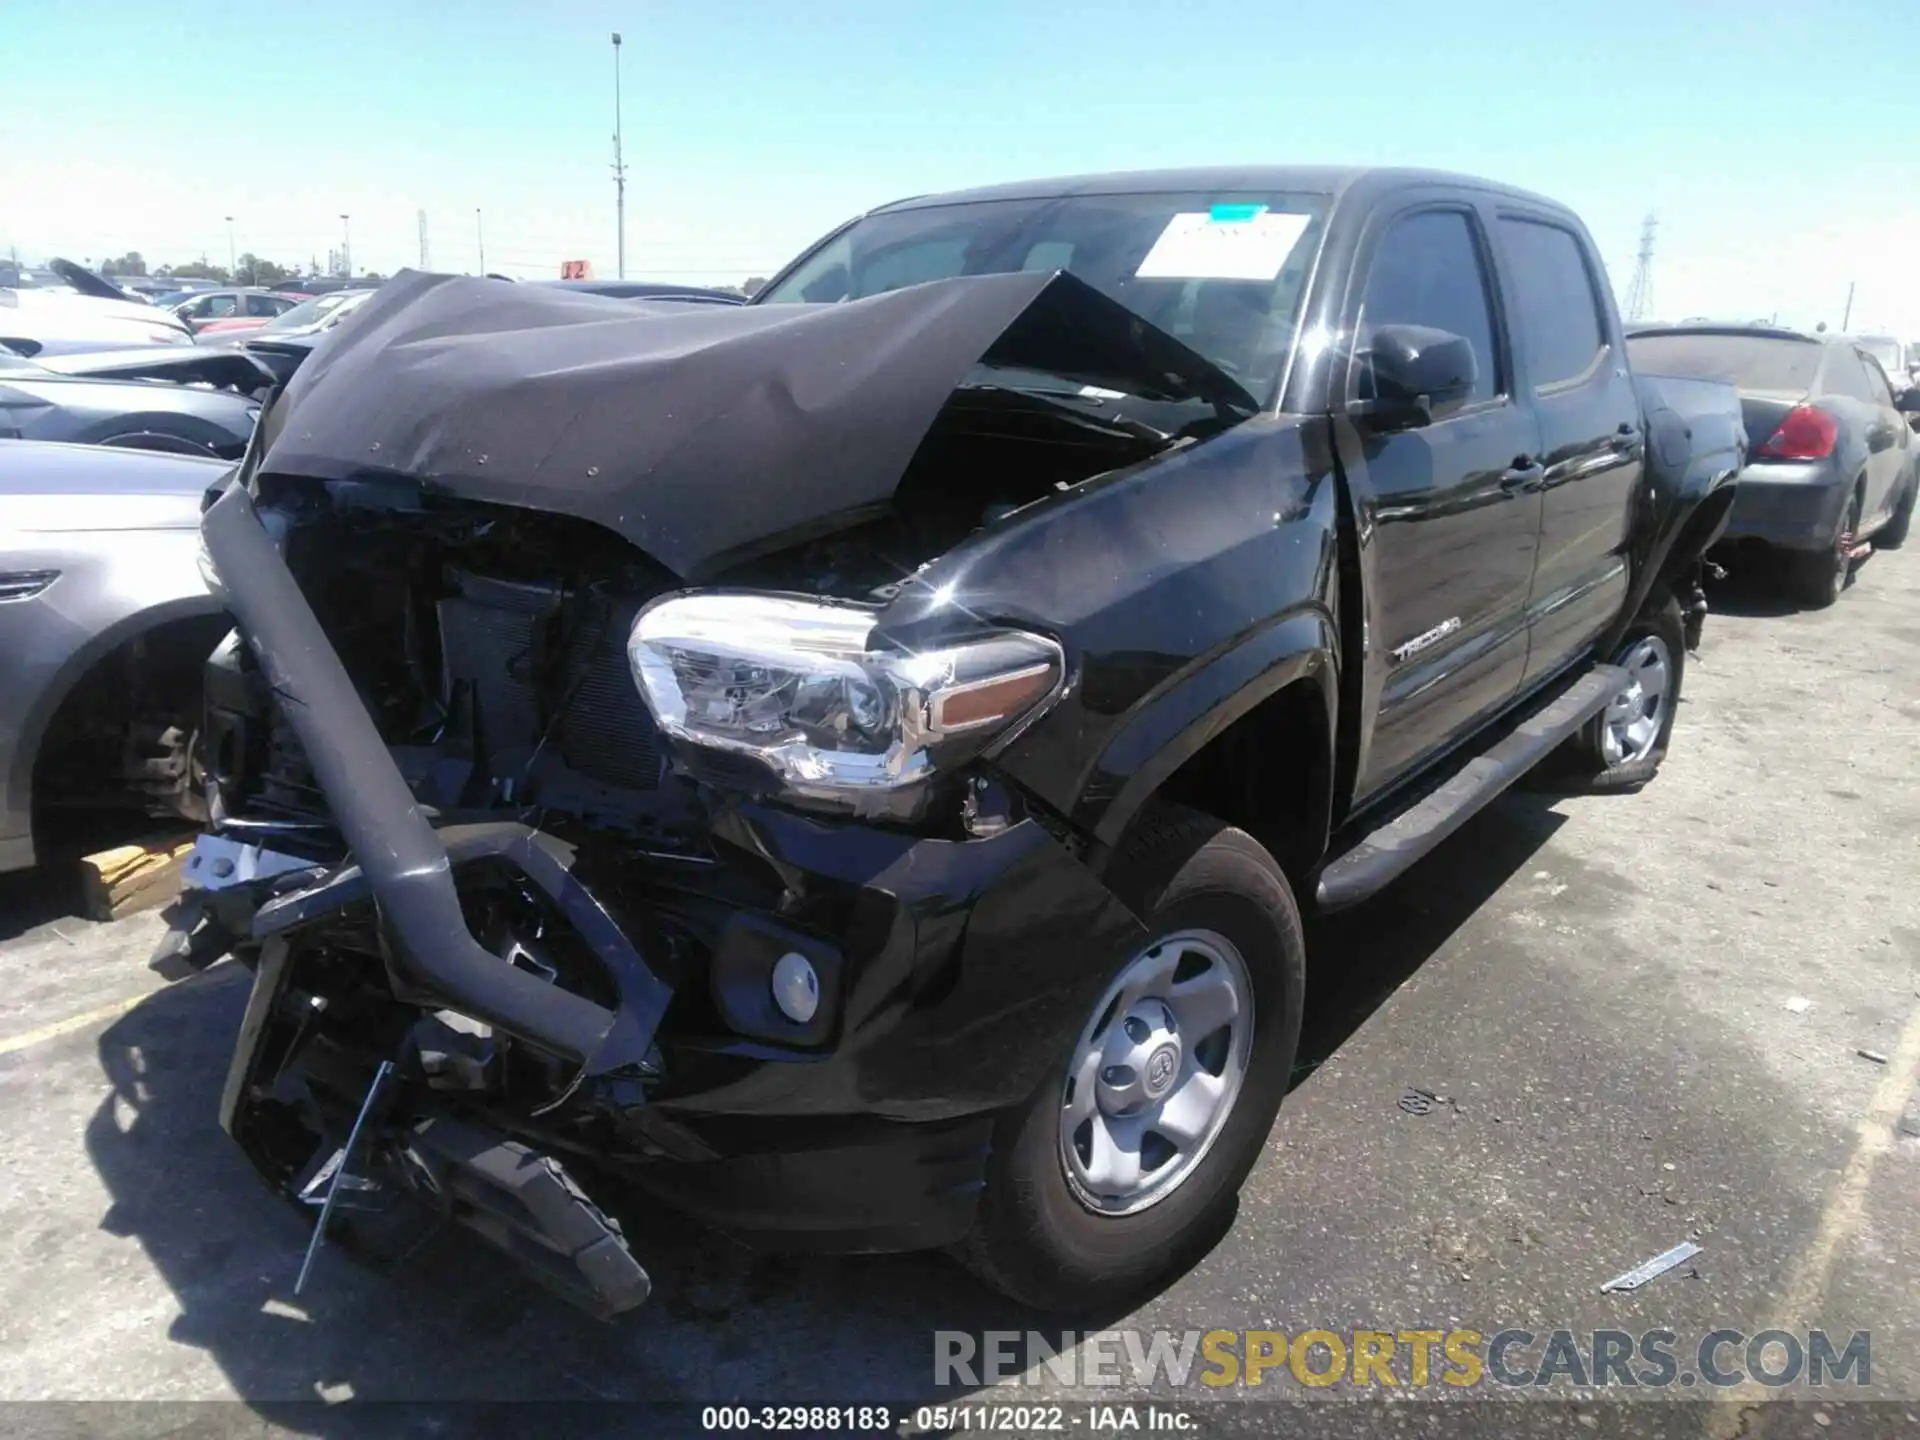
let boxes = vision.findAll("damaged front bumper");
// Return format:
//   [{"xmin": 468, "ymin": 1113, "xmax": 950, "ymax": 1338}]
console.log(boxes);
[{"xmin": 197, "ymin": 481, "xmax": 1142, "ymax": 1317}]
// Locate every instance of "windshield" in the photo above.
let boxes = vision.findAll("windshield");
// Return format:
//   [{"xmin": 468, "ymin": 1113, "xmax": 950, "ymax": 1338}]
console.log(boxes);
[
  {"xmin": 760, "ymin": 191, "xmax": 1329, "ymax": 400},
  {"xmin": 1858, "ymin": 337, "xmax": 1903, "ymax": 372},
  {"xmin": 259, "ymin": 289, "xmax": 367, "ymax": 332},
  {"xmin": 1627, "ymin": 332, "xmax": 1824, "ymax": 391}
]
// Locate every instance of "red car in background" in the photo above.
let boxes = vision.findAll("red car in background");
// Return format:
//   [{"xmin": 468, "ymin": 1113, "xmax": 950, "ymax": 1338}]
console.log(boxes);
[{"xmin": 171, "ymin": 288, "xmax": 301, "ymax": 336}]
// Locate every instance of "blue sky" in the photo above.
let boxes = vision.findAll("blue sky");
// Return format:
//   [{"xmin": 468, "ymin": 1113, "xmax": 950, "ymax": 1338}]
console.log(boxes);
[{"xmin": 5, "ymin": 0, "xmax": 1916, "ymax": 330}]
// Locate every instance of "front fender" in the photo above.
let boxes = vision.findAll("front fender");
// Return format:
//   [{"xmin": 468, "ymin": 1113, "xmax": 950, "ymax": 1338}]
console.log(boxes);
[
  {"xmin": 870, "ymin": 415, "xmax": 1342, "ymax": 846},
  {"xmin": 1073, "ymin": 607, "xmax": 1337, "ymax": 853}
]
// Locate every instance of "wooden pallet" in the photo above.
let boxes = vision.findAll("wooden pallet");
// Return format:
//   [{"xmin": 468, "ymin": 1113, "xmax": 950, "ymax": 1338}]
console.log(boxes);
[{"xmin": 80, "ymin": 832, "xmax": 197, "ymax": 922}]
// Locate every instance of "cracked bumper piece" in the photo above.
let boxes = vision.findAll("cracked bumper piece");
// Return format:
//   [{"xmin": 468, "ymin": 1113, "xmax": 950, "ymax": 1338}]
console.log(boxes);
[{"xmin": 201, "ymin": 480, "xmax": 1143, "ymax": 1312}]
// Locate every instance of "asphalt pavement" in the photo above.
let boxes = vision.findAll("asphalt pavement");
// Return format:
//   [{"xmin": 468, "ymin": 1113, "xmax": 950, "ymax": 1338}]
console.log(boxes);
[{"xmin": 0, "ymin": 544, "xmax": 1915, "ymax": 1438}]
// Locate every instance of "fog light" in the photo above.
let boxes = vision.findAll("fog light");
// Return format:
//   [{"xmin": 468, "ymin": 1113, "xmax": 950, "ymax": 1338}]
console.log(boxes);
[{"xmin": 770, "ymin": 952, "xmax": 820, "ymax": 1024}]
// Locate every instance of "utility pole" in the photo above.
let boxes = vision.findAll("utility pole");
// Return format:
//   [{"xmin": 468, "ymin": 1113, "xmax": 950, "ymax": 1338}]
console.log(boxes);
[
  {"xmin": 1841, "ymin": 281, "xmax": 1856, "ymax": 332},
  {"xmin": 1624, "ymin": 212, "xmax": 1657, "ymax": 323},
  {"xmin": 612, "ymin": 32, "xmax": 627, "ymax": 280},
  {"xmin": 476, "ymin": 208, "xmax": 485, "ymax": 274},
  {"xmin": 339, "ymin": 214, "xmax": 352, "ymax": 277},
  {"xmin": 225, "ymin": 216, "xmax": 237, "ymax": 280},
  {"xmin": 418, "ymin": 210, "xmax": 430, "ymax": 270}
]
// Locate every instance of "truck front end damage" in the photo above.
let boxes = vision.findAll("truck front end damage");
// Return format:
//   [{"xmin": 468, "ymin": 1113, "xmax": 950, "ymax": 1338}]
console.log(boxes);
[{"xmin": 188, "ymin": 270, "xmax": 1245, "ymax": 1315}]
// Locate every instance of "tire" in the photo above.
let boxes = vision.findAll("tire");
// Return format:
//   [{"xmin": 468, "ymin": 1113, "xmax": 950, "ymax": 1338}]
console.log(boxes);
[
  {"xmin": 1557, "ymin": 592, "xmax": 1687, "ymax": 794},
  {"xmin": 960, "ymin": 804, "xmax": 1305, "ymax": 1311},
  {"xmin": 1879, "ymin": 473, "xmax": 1915, "ymax": 551},
  {"xmin": 1786, "ymin": 489, "xmax": 1862, "ymax": 609}
]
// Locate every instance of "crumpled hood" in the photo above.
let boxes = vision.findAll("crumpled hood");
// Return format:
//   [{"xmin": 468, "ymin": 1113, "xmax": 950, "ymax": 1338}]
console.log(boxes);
[{"xmin": 252, "ymin": 268, "xmax": 1254, "ymax": 580}]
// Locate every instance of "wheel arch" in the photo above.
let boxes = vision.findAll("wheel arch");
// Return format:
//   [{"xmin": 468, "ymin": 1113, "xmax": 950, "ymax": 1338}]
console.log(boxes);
[
  {"xmin": 10, "ymin": 596, "xmax": 229, "ymax": 865},
  {"xmin": 1078, "ymin": 608, "xmax": 1339, "ymax": 890}
]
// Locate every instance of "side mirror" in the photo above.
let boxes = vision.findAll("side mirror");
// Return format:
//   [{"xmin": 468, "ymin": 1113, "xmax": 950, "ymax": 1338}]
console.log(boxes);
[
  {"xmin": 1351, "ymin": 324, "xmax": 1478, "ymax": 429},
  {"xmin": 1895, "ymin": 385, "xmax": 1920, "ymax": 415}
]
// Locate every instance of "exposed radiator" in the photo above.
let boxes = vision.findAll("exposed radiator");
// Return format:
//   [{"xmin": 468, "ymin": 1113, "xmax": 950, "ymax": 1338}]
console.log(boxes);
[{"xmin": 437, "ymin": 571, "xmax": 662, "ymax": 792}]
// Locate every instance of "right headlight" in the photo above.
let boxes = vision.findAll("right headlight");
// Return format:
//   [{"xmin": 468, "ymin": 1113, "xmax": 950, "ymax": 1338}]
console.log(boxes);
[{"xmin": 628, "ymin": 592, "xmax": 1063, "ymax": 816}]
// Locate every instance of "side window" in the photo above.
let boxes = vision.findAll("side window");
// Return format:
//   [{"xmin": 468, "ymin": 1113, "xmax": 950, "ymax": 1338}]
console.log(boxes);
[
  {"xmin": 244, "ymin": 294, "xmax": 278, "ymax": 316},
  {"xmin": 1358, "ymin": 209, "xmax": 1501, "ymax": 406},
  {"xmin": 1497, "ymin": 218, "xmax": 1606, "ymax": 388},
  {"xmin": 204, "ymin": 294, "xmax": 239, "ymax": 318},
  {"xmin": 1858, "ymin": 350, "xmax": 1896, "ymax": 408},
  {"xmin": 1823, "ymin": 348, "xmax": 1876, "ymax": 404}
]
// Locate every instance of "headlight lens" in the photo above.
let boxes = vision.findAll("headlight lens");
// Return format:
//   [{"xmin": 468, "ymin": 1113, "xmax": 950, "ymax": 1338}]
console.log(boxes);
[{"xmin": 628, "ymin": 592, "xmax": 1062, "ymax": 813}]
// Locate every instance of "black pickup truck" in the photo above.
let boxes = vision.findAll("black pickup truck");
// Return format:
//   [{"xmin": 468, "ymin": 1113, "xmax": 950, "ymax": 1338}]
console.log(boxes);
[{"xmin": 185, "ymin": 166, "xmax": 1743, "ymax": 1318}]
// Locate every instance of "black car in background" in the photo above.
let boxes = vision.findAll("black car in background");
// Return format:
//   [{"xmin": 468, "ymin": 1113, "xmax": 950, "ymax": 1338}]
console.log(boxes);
[{"xmin": 1628, "ymin": 324, "xmax": 1919, "ymax": 606}]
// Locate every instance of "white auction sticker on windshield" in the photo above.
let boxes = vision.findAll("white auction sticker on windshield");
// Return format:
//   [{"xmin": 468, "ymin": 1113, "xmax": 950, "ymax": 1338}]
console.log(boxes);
[{"xmin": 1134, "ymin": 205, "xmax": 1309, "ymax": 281}]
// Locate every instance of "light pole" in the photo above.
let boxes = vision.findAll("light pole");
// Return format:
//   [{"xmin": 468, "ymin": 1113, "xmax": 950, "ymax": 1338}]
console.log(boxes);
[
  {"xmin": 225, "ymin": 216, "xmax": 236, "ymax": 281},
  {"xmin": 1841, "ymin": 281, "xmax": 1856, "ymax": 333},
  {"xmin": 612, "ymin": 32, "xmax": 627, "ymax": 280},
  {"xmin": 339, "ymin": 214, "xmax": 352, "ymax": 278},
  {"xmin": 476, "ymin": 208, "xmax": 485, "ymax": 274}
]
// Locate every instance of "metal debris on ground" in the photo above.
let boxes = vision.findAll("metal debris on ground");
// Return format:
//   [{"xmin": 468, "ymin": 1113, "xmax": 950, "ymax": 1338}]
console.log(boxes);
[
  {"xmin": 1600, "ymin": 1241, "xmax": 1703, "ymax": 1293},
  {"xmin": 1857, "ymin": 1049, "xmax": 1889, "ymax": 1065},
  {"xmin": 1399, "ymin": 1086, "xmax": 1457, "ymax": 1116}
]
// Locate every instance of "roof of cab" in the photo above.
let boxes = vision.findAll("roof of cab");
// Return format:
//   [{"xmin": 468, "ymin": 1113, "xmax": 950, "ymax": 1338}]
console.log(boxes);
[{"xmin": 871, "ymin": 165, "xmax": 1571, "ymax": 216}]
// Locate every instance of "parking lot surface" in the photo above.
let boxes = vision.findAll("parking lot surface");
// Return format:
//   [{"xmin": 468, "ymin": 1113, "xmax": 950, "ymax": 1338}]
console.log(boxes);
[{"xmin": 0, "ymin": 547, "xmax": 1915, "ymax": 1434}]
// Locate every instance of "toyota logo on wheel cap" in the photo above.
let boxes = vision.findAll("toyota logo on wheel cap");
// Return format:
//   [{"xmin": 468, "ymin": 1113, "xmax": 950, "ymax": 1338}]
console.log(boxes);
[{"xmin": 1145, "ymin": 1044, "xmax": 1179, "ymax": 1096}]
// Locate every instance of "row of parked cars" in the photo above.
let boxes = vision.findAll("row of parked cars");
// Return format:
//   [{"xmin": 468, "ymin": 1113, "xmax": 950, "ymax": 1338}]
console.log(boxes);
[{"xmin": 2, "ymin": 167, "xmax": 1917, "ymax": 1323}]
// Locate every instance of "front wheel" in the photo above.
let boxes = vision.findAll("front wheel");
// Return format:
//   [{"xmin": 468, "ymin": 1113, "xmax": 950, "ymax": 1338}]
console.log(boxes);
[
  {"xmin": 1878, "ymin": 474, "xmax": 1915, "ymax": 551},
  {"xmin": 960, "ymin": 806, "xmax": 1304, "ymax": 1311}
]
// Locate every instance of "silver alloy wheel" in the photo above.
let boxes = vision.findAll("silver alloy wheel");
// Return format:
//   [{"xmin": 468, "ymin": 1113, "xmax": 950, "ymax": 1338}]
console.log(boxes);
[
  {"xmin": 1600, "ymin": 633, "xmax": 1672, "ymax": 767},
  {"xmin": 1059, "ymin": 928, "xmax": 1254, "ymax": 1216}
]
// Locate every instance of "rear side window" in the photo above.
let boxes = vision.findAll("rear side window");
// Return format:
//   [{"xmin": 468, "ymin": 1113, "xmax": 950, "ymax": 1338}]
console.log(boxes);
[
  {"xmin": 1498, "ymin": 218, "xmax": 1606, "ymax": 387},
  {"xmin": 1626, "ymin": 333, "xmax": 1823, "ymax": 392},
  {"xmin": 1358, "ymin": 209, "xmax": 1501, "ymax": 405},
  {"xmin": 1856, "ymin": 349, "xmax": 1895, "ymax": 408},
  {"xmin": 1823, "ymin": 348, "xmax": 1878, "ymax": 404}
]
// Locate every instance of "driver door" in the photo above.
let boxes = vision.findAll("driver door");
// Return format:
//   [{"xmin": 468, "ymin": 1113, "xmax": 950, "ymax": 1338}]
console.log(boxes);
[{"xmin": 1339, "ymin": 202, "xmax": 1545, "ymax": 802}]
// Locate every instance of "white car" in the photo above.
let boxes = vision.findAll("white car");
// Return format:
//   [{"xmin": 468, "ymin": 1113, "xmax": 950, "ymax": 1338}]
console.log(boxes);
[
  {"xmin": 0, "ymin": 287, "xmax": 194, "ymax": 357},
  {"xmin": 1857, "ymin": 334, "xmax": 1916, "ymax": 387}
]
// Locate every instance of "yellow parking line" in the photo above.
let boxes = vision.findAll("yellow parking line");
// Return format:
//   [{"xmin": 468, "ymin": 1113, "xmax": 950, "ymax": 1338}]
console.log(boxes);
[
  {"xmin": 0, "ymin": 966, "xmax": 244, "ymax": 1057},
  {"xmin": 0, "ymin": 994, "xmax": 152, "ymax": 1056}
]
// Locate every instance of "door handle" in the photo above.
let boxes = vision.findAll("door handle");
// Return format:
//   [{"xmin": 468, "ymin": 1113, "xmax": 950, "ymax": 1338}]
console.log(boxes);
[{"xmin": 1500, "ymin": 459, "xmax": 1546, "ymax": 494}]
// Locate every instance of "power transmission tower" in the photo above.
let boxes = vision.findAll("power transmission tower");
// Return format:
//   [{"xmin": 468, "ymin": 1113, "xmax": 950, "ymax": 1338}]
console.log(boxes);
[
  {"xmin": 418, "ymin": 210, "xmax": 430, "ymax": 270},
  {"xmin": 612, "ymin": 33, "xmax": 627, "ymax": 280},
  {"xmin": 1624, "ymin": 212, "xmax": 1657, "ymax": 323}
]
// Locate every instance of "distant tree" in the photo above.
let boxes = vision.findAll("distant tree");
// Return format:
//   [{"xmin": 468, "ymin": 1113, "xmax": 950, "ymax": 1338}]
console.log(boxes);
[
  {"xmin": 167, "ymin": 259, "xmax": 230, "ymax": 282},
  {"xmin": 104, "ymin": 251, "xmax": 148, "ymax": 277},
  {"xmin": 235, "ymin": 253, "xmax": 291, "ymax": 286},
  {"xmin": 741, "ymin": 276, "xmax": 766, "ymax": 297},
  {"xmin": 361, "ymin": 270, "xmax": 386, "ymax": 282}
]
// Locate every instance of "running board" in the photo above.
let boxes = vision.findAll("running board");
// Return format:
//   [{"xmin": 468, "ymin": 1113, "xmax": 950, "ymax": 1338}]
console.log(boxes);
[{"xmin": 1314, "ymin": 663, "xmax": 1627, "ymax": 912}]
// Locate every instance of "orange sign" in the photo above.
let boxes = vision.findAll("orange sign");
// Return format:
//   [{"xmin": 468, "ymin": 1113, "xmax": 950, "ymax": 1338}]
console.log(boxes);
[{"xmin": 560, "ymin": 259, "xmax": 595, "ymax": 280}]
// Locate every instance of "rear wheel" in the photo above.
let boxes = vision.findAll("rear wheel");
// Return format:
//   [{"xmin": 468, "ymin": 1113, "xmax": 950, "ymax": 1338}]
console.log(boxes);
[
  {"xmin": 1787, "ymin": 490, "xmax": 1862, "ymax": 608},
  {"xmin": 1555, "ymin": 593, "xmax": 1686, "ymax": 793},
  {"xmin": 960, "ymin": 806, "xmax": 1304, "ymax": 1311}
]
